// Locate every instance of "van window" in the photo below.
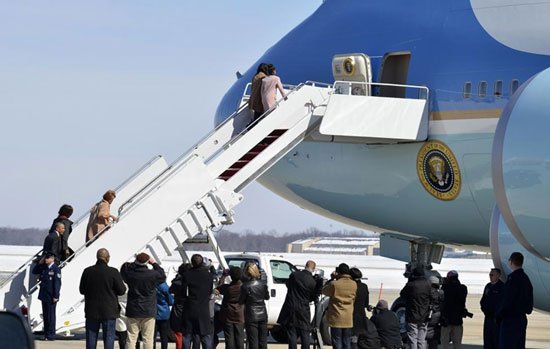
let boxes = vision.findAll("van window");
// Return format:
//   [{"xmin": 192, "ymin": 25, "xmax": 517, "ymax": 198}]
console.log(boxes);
[
  {"xmin": 270, "ymin": 260, "xmax": 298, "ymax": 284},
  {"xmin": 478, "ymin": 81, "xmax": 488, "ymax": 98},
  {"xmin": 225, "ymin": 258, "xmax": 260, "ymax": 270}
]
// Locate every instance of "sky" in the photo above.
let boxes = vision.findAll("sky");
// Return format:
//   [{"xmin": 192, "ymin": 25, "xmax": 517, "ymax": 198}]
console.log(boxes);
[{"xmin": 0, "ymin": 0, "xmax": 361, "ymax": 234}]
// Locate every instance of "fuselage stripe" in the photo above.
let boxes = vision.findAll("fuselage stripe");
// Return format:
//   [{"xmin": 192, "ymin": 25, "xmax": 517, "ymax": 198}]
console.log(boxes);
[{"xmin": 430, "ymin": 109, "xmax": 503, "ymax": 120}]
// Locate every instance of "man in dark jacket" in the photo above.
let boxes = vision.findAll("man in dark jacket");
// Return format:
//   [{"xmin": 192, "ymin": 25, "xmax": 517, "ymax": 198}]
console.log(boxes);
[
  {"xmin": 399, "ymin": 267, "xmax": 431, "ymax": 349},
  {"xmin": 43, "ymin": 222, "xmax": 66, "ymax": 263},
  {"xmin": 440, "ymin": 270, "xmax": 468, "ymax": 349},
  {"xmin": 216, "ymin": 266, "xmax": 245, "ymax": 349},
  {"xmin": 79, "ymin": 248, "xmax": 126, "ymax": 349},
  {"xmin": 277, "ymin": 260, "xmax": 321, "ymax": 349},
  {"xmin": 480, "ymin": 268, "xmax": 504, "ymax": 349},
  {"xmin": 32, "ymin": 251, "xmax": 61, "ymax": 341},
  {"xmin": 349, "ymin": 267, "xmax": 371, "ymax": 349},
  {"xmin": 371, "ymin": 300, "xmax": 402, "ymax": 349},
  {"xmin": 49, "ymin": 204, "xmax": 74, "ymax": 261},
  {"xmin": 121, "ymin": 252, "xmax": 166, "ymax": 349},
  {"xmin": 180, "ymin": 254, "xmax": 216, "ymax": 349},
  {"xmin": 496, "ymin": 252, "xmax": 533, "ymax": 349},
  {"xmin": 426, "ymin": 276, "xmax": 444, "ymax": 349}
]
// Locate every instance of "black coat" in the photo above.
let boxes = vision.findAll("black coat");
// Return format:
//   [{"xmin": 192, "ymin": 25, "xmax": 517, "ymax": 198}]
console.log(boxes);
[
  {"xmin": 169, "ymin": 273, "xmax": 185, "ymax": 332},
  {"xmin": 121, "ymin": 262, "xmax": 166, "ymax": 318},
  {"xmin": 241, "ymin": 278, "xmax": 270, "ymax": 323},
  {"xmin": 480, "ymin": 280, "xmax": 504, "ymax": 318},
  {"xmin": 371, "ymin": 309, "xmax": 402, "ymax": 348},
  {"xmin": 49, "ymin": 217, "xmax": 72, "ymax": 252},
  {"xmin": 426, "ymin": 286, "xmax": 444, "ymax": 339},
  {"xmin": 400, "ymin": 275, "xmax": 431, "ymax": 324},
  {"xmin": 79, "ymin": 260, "xmax": 126, "ymax": 319},
  {"xmin": 43, "ymin": 232, "xmax": 64, "ymax": 263},
  {"xmin": 180, "ymin": 267, "xmax": 215, "ymax": 335},
  {"xmin": 277, "ymin": 269, "xmax": 318, "ymax": 330},
  {"xmin": 352, "ymin": 280, "xmax": 370, "ymax": 335},
  {"xmin": 441, "ymin": 279, "xmax": 468, "ymax": 325},
  {"xmin": 496, "ymin": 268, "xmax": 533, "ymax": 320},
  {"xmin": 357, "ymin": 319, "xmax": 381, "ymax": 349}
]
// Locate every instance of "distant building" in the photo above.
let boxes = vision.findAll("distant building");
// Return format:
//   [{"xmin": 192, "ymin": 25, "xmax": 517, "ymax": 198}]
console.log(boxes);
[{"xmin": 287, "ymin": 237, "xmax": 380, "ymax": 255}]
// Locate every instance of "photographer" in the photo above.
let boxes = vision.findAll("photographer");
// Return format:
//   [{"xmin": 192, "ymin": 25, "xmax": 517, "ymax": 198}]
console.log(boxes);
[
  {"xmin": 121, "ymin": 252, "xmax": 166, "ymax": 349},
  {"xmin": 370, "ymin": 300, "xmax": 402, "ymax": 349},
  {"xmin": 440, "ymin": 271, "xmax": 468, "ymax": 349},
  {"xmin": 277, "ymin": 260, "xmax": 321, "ymax": 349},
  {"xmin": 426, "ymin": 276, "xmax": 444, "ymax": 349},
  {"xmin": 322, "ymin": 263, "xmax": 357, "ymax": 349},
  {"xmin": 349, "ymin": 268, "xmax": 380, "ymax": 349}
]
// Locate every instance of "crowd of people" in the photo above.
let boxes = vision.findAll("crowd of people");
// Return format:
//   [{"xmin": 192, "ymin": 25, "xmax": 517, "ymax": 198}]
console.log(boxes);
[{"xmin": 35, "ymin": 194, "xmax": 533, "ymax": 349}]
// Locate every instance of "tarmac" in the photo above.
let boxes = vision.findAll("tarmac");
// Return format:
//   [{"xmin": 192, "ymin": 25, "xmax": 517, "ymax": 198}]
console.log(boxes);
[{"xmin": 34, "ymin": 291, "xmax": 550, "ymax": 349}]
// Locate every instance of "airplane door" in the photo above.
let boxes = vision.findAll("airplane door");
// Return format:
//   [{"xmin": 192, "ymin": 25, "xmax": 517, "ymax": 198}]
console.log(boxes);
[
  {"xmin": 332, "ymin": 53, "xmax": 372, "ymax": 95},
  {"xmin": 378, "ymin": 51, "xmax": 411, "ymax": 98}
]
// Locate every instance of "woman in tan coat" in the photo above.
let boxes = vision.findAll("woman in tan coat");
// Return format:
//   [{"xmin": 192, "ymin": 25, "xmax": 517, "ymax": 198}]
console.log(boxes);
[
  {"xmin": 86, "ymin": 190, "xmax": 117, "ymax": 242},
  {"xmin": 322, "ymin": 263, "xmax": 357, "ymax": 349}
]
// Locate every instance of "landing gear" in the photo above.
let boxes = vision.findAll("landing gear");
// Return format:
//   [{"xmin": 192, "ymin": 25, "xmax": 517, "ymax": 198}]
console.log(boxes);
[
  {"xmin": 403, "ymin": 240, "xmax": 444, "ymax": 279},
  {"xmin": 382, "ymin": 237, "xmax": 445, "ymax": 340}
]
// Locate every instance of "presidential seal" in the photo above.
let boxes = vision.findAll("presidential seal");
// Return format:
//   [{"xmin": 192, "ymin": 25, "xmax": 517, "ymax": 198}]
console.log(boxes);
[{"xmin": 416, "ymin": 140, "xmax": 461, "ymax": 201}]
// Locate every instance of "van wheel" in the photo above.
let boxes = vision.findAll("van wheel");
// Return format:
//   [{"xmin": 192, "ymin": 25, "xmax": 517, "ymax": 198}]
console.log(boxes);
[
  {"xmin": 319, "ymin": 311, "xmax": 331, "ymax": 345},
  {"xmin": 390, "ymin": 297, "xmax": 407, "ymax": 341},
  {"xmin": 270, "ymin": 325, "xmax": 288, "ymax": 343}
]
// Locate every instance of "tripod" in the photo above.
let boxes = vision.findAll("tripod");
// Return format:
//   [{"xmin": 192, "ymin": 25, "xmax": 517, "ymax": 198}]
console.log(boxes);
[{"xmin": 311, "ymin": 299, "xmax": 324, "ymax": 349}]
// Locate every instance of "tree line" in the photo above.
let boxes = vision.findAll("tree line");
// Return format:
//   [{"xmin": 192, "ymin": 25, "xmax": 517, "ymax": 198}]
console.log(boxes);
[{"xmin": 0, "ymin": 226, "xmax": 373, "ymax": 252}]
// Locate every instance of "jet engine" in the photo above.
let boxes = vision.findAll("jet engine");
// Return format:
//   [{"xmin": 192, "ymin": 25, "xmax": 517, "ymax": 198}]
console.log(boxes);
[
  {"xmin": 492, "ymin": 67, "xmax": 550, "ymax": 261},
  {"xmin": 490, "ymin": 206, "xmax": 550, "ymax": 312}
]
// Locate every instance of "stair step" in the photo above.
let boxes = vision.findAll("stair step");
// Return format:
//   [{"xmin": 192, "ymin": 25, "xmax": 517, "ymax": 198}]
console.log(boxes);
[
  {"xmin": 270, "ymin": 129, "xmax": 287, "ymax": 136},
  {"xmin": 241, "ymin": 153, "xmax": 259, "ymax": 161},
  {"xmin": 250, "ymin": 144, "xmax": 269, "ymax": 153},
  {"xmin": 220, "ymin": 169, "xmax": 239, "ymax": 177},
  {"xmin": 228, "ymin": 160, "xmax": 249, "ymax": 170}
]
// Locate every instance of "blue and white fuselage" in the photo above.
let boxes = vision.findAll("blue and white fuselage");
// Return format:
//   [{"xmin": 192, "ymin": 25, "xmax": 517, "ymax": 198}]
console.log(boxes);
[{"xmin": 216, "ymin": 0, "xmax": 550, "ymax": 309}]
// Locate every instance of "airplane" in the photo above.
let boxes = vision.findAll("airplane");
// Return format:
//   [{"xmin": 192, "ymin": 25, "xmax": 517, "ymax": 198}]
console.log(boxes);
[
  {"xmin": 214, "ymin": 0, "xmax": 550, "ymax": 311},
  {"xmin": 2, "ymin": 0, "xmax": 550, "ymax": 335}
]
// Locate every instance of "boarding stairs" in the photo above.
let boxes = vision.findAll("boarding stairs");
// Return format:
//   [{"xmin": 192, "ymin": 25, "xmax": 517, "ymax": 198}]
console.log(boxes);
[{"xmin": 1, "ymin": 81, "xmax": 332, "ymax": 333}]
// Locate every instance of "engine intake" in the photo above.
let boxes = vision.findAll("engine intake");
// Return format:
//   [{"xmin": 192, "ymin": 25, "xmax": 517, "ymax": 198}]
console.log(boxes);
[{"xmin": 492, "ymin": 67, "xmax": 550, "ymax": 260}]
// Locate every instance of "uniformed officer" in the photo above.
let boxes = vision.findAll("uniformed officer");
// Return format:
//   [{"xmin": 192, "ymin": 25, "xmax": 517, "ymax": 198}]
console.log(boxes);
[
  {"xmin": 32, "ymin": 251, "xmax": 62, "ymax": 340},
  {"xmin": 496, "ymin": 252, "xmax": 533, "ymax": 349},
  {"xmin": 480, "ymin": 268, "xmax": 504, "ymax": 349}
]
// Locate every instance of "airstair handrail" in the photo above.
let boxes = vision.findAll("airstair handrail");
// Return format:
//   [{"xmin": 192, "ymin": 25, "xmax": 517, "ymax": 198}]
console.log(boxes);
[
  {"xmin": 66, "ymin": 155, "xmax": 163, "ymax": 227},
  {"xmin": 117, "ymin": 101, "xmax": 252, "ymax": 218},
  {"xmin": 222, "ymin": 81, "xmax": 332, "ymax": 151},
  {"xmin": 333, "ymin": 80, "xmax": 429, "ymax": 100},
  {"xmin": 117, "ymin": 81, "xmax": 321, "ymax": 219},
  {"xmin": 0, "ymin": 155, "xmax": 163, "ymax": 291}
]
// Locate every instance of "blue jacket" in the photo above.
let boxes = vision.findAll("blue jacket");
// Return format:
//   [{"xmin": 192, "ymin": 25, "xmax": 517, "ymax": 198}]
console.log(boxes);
[
  {"xmin": 156, "ymin": 282, "xmax": 174, "ymax": 320},
  {"xmin": 32, "ymin": 262, "xmax": 61, "ymax": 304}
]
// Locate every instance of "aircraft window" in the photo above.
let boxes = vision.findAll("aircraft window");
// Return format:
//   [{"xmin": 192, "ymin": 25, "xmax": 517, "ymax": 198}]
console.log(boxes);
[
  {"xmin": 494, "ymin": 80, "xmax": 503, "ymax": 97},
  {"xmin": 478, "ymin": 81, "xmax": 488, "ymax": 98},
  {"xmin": 463, "ymin": 82, "xmax": 472, "ymax": 99},
  {"xmin": 510, "ymin": 79, "xmax": 520, "ymax": 95}
]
